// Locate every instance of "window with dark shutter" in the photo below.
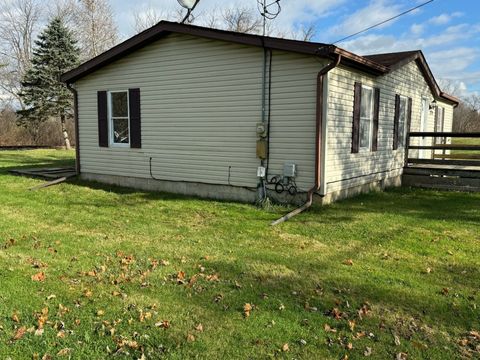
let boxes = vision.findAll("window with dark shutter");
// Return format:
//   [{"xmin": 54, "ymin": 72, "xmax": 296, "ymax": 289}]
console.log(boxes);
[
  {"xmin": 352, "ymin": 82, "xmax": 362, "ymax": 153},
  {"xmin": 372, "ymin": 88, "xmax": 380, "ymax": 151},
  {"xmin": 129, "ymin": 88, "xmax": 141, "ymax": 149},
  {"xmin": 97, "ymin": 91, "xmax": 108, "ymax": 147}
]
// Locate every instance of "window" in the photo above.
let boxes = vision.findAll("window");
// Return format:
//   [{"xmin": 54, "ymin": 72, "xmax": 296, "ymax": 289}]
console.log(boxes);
[
  {"xmin": 435, "ymin": 106, "xmax": 445, "ymax": 145},
  {"xmin": 397, "ymin": 96, "xmax": 408, "ymax": 148},
  {"xmin": 109, "ymin": 91, "xmax": 130, "ymax": 146},
  {"xmin": 359, "ymin": 86, "xmax": 374, "ymax": 150}
]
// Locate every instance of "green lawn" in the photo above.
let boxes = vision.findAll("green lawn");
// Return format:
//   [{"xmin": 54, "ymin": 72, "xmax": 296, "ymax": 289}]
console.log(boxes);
[
  {"xmin": 0, "ymin": 150, "xmax": 479, "ymax": 359},
  {"xmin": 451, "ymin": 137, "xmax": 480, "ymax": 156}
]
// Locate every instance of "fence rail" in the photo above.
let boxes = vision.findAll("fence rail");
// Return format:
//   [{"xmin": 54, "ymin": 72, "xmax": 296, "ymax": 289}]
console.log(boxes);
[{"xmin": 403, "ymin": 132, "xmax": 480, "ymax": 191}]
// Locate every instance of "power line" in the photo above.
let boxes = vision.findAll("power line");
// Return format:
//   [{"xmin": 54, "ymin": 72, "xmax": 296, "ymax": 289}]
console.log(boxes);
[{"xmin": 333, "ymin": 0, "xmax": 435, "ymax": 44}]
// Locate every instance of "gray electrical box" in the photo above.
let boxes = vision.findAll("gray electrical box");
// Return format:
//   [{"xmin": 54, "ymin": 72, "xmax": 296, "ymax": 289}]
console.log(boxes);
[{"xmin": 283, "ymin": 163, "xmax": 297, "ymax": 178}]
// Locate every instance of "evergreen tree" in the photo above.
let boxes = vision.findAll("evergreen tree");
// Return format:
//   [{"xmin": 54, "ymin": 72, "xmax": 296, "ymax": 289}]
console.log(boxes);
[{"xmin": 18, "ymin": 17, "xmax": 79, "ymax": 149}]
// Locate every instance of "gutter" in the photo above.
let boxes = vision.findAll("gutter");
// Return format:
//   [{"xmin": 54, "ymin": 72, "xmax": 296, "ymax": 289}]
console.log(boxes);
[
  {"xmin": 271, "ymin": 54, "xmax": 341, "ymax": 226},
  {"xmin": 67, "ymin": 83, "xmax": 80, "ymax": 175}
]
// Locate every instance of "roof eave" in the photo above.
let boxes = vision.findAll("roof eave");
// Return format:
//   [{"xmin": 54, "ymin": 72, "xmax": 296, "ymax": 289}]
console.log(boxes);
[{"xmin": 61, "ymin": 21, "xmax": 389, "ymax": 83}]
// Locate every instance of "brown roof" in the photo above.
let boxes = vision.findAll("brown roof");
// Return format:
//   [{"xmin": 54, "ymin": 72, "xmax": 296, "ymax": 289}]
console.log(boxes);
[
  {"xmin": 365, "ymin": 50, "xmax": 459, "ymax": 105},
  {"xmin": 62, "ymin": 21, "xmax": 458, "ymax": 106},
  {"xmin": 364, "ymin": 50, "xmax": 420, "ymax": 67}
]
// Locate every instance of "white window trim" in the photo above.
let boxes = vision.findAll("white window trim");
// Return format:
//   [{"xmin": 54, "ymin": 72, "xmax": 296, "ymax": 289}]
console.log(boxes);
[
  {"xmin": 398, "ymin": 95, "xmax": 408, "ymax": 149},
  {"xmin": 359, "ymin": 85, "xmax": 374, "ymax": 151},
  {"xmin": 108, "ymin": 90, "xmax": 130, "ymax": 147}
]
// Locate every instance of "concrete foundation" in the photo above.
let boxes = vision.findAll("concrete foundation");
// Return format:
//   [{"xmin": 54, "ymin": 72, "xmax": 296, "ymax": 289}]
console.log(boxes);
[
  {"xmin": 319, "ymin": 175, "xmax": 402, "ymax": 205},
  {"xmin": 81, "ymin": 172, "xmax": 402, "ymax": 206}
]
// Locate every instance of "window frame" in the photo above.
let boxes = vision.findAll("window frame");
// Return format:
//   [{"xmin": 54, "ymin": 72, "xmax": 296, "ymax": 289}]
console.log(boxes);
[
  {"xmin": 108, "ymin": 90, "xmax": 130, "ymax": 147},
  {"xmin": 359, "ymin": 85, "xmax": 375, "ymax": 151},
  {"xmin": 397, "ymin": 95, "xmax": 409, "ymax": 149}
]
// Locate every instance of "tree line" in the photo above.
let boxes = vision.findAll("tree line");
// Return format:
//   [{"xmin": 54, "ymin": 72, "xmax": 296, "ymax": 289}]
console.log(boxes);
[{"xmin": 0, "ymin": 0, "xmax": 477, "ymax": 148}]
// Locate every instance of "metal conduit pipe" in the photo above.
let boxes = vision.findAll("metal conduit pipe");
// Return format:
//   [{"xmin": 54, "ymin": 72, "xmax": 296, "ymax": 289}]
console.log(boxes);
[{"xmin": 271, "ymin": 54, "xmax": 341, "ymax": 226}]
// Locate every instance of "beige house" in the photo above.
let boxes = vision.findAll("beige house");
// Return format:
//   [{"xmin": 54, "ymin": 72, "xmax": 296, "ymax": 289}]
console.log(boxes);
[{"xmin": 62, "ymin": 21, "xmax": 458, "ymax": 207}]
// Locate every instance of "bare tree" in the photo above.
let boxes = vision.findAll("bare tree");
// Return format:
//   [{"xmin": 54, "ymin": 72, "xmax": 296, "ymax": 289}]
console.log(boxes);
[
  {"xmin": 49, "ymin": 0, "xmax": 77, "ymax": 29},
  {"xmin": 221, "ymin": 7, "xmax": 263, "ymax": 34},
  {"xmin": 292, "ymin": 24, "xmax": 317, "ymax": 41},
  {"xmin": 133, "ymin": 7, "xmax": 184, "ymax": 33},
  {"xmin": 0, "ymin": 0, "xmax": 42, "ymax": 108},
  {"xmin": 74, "ymin": 0, "xmax": 118, "ymax": 60}
]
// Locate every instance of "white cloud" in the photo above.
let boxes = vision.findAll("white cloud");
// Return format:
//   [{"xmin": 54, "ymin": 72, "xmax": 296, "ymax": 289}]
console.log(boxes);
[
  {"xmin": 428, "ymin": 12, "xmax": 463, "ymax": 26},
  {"xmin": 328, "ymin": 0, "xmax": 404, "ymax": 38},
  {"xmin": 410, "ymin": 23, "xmax": 424, "ymax": 35}
]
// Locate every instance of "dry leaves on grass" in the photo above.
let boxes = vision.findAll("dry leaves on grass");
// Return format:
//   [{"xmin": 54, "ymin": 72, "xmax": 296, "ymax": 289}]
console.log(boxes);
[
  {"xmin": 324, "ymin": 324, "xmax": 337, "ymax": 333},
  {"xmin": 155, "ymin": 320, "xmax": 170, "ymax": 329},
  {"xmin": 11, "ymin": 326, "xmax": 27, "ymax": 341},
  {"xmin": 281, "ymin": 343, "xmax": 289, "ymax": 352},
  {"xmin": 57, "ymin": 348, "xmax": 72, "ymax": 357},
  {"xmin": 243, "ymin": 303, "xmax": 253, "ymax": 318},
  {"xmin": 11, "ymin": 312, "xmax": 20, "ymax": 323},
  {"xmin": 31, "ymin": 272, "xmax": 46, "ymax": 282},
  {"xmin": 344, "ymin": 259, "xmax": 354, "ymax": 266}
]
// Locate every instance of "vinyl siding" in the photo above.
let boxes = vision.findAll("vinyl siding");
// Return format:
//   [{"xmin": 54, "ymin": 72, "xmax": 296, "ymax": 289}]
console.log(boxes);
[
  {"xmin": 325, "ymin": 61, "xmax": 454, "ymax": 193},
  {"xmin": 76, "ymin": 33, "xmax": 324, "ymax": 192}
]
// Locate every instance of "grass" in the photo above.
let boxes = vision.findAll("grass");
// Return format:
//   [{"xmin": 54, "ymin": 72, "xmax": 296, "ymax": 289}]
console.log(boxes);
[
  {"xmin": 0, "ymin": 149, "xmax": 479, "ymax": 359},
  {"xmin": 451, "ymin": 137, "xmax": 480, "ymax": 156}
]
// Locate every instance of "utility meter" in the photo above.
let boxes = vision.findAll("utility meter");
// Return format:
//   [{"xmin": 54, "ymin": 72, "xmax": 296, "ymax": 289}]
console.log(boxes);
[{"xmin": 256, "ymin": 122, "xmax": 267, "ymax": 138}]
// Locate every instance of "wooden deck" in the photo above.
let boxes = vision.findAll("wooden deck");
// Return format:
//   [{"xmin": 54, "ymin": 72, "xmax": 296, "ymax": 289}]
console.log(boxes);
[{"xmin": 403, "ymin": 132, "xmax": 480, "ymax": 192}]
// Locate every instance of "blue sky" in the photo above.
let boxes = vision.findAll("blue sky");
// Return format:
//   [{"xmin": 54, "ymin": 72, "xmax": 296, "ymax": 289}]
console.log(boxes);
[{"xmin": 112, "ymin": 0, "xmax": 480, "ymax": 95}]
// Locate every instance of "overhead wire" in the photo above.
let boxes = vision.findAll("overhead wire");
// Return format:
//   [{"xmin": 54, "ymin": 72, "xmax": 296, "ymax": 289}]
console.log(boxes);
[{"xmin": 332, "ymin": 0, "xmax": 435, "ymax": 44}]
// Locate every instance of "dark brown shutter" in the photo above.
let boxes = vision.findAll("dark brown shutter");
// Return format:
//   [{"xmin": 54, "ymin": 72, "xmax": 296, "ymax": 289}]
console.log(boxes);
[
  {"xmin": 404, "ymin": 97, "xmax": 413, "ymax": 165},
  {"xmin": 129, "ymin": 88, "xmax": 141, "ymax": 149},
  {"xmin": 97, "ymin": 91, "xmax": 108, "ymax": 147},
  {"xmin": 372, "ymin": 88, "xmax": 380, "ymax": 151},
  {"xmin": 352, "ymin": 82, "xmax": 362, "ymax": 153},
  {"xmin": 393, "ymin": 94, "xmax": 400, "ymax": 150}
]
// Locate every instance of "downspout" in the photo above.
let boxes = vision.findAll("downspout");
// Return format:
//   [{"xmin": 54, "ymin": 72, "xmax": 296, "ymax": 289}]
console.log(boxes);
[
  {"xmin": 67, "ymin": 83, "xmax": 80, "ymax": 175},
  {"xmin": 271, "ymin": 54, "xmax": 341, "ymax": 226}
]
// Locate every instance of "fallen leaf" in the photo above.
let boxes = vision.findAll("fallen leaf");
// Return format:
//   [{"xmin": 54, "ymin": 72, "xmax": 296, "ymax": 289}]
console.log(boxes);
[
  {"xmin": 96, "ymin": 310, "xmax": 105, "ymax": 316},
  {"xmin": 282, "ymin": 343, "xmax": 289, "ymax": 352},
  {"xmin": 11, "ymin": 312, "xmax": 20, "ymax": 323},
  {"xmin": 206, "ymin": 274, "xmax": 220, "ymax": 282},
  {"xmin": 84, "ymin": 289, "xmax": 93, "ymax": 298},
  {"xmin": 344, "ymin": 259, "xmax": 354, "ymax": 266},
  {"xmin": 393, "ymin": 333, "xmax": 401, "ymax": 346},
  {"xmin": 31, "ymin": 272, "xmax": 46, "ymax": 282},
  {"xmin": 57, "ymin": 349, "xmax": 72, "ymax": 357},
  {"xmin": 346, "ymin": 343, "xmax": 353, "ymax": 350},
  {"xmin": 364, "ymin": 347, "xmax": 372, "ymax": 356},
  {"xmin": 155, "ymin": 320, "xmax": 170, "ymax": 329},
  {"xmin": 12, "ymin": 326, "xmax": 27, "ymax": 341},
  {"xmin": 186, "ymin": 333, "xmax": 195, "ymax": 342},
  {"xmin": 34, "ymin": 328, "xmax": 44, "ymax": 337},
  {"xmin": 330, "ymin": 307, "xmax": 343, "ymax": 320},
  {"xmin": 348, "ymin": 320, "xmax": 356, "ymax": 332},
  {"xmin": 426, "ymin": 267, "xmax": 432, "ymax": 274},
  {"xmin": 57, "ymin": 330, "xmax": 66, "ymax": 338},
  {"xmin": 195, "ymin": 324, "xmax": 204, "ymax": 332},
  {"xmin": 441, "ymin": 288, "xmax": 449, "ymax": 296},
  {"xmin": 396, "ymin": 352, "xmax": 408, "ymax": 360},
  {"xmin": 469, "ymin": 330, "xmax": 480, "ymax": 339},
  {"xmin": 324, "ymin": 324, "xmax": 337, "ymax": 333},
  {"xmin": 243, "ymin": 303, "xmax": 253, "ymax": 317}
]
